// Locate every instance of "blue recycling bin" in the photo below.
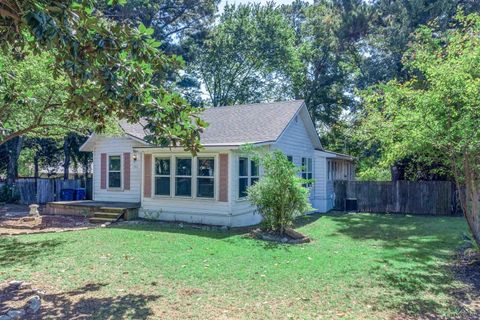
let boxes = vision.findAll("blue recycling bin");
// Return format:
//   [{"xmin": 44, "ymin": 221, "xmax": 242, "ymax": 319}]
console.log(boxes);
[
  {"xmin": 60, "ymin": 189, "xmax": 75, "ymax": 201},
  {"xmin": 75, "ymin": 188, "xmax": 86, "ymax": 200}
]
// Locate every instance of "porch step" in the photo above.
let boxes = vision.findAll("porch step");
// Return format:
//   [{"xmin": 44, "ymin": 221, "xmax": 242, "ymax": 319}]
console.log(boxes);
[
  {"xmin": 92, "ymin": 212, "xmax": 121, "ymax": 219},
  {"xmin": 89, "ymin": 217, "xmax": 118, "ymax": 224},
  {"xmin": 89, "ymin": 207, "xmax": 126, "ymax": 224},
  {"xmin": 98, "ymin": 207, "xmax": 125, "ymax": 213}
]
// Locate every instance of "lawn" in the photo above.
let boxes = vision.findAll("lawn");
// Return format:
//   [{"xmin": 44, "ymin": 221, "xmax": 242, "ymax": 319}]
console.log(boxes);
[{"xmin": 0, "ymin": 213, "xmax": 471, "ymax": 319}]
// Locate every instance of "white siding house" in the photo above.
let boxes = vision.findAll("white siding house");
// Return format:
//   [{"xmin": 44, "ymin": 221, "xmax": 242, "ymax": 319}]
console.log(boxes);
[{"xmin": 80, "ymin": 100, "xmax": 355, "ymax": 226}]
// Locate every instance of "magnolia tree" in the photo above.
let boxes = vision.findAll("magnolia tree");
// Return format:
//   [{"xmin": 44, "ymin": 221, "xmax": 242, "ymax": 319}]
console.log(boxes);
[
  {"xmin": 360, "ymin": 13, "xmax": 480, "ymax": 246},
  {"xmin": 247, "ymin": 150, "xmax": 312, "ymax": 234},
  {"xmin": 0, "ymin": 0, "xmax": 206, "ymax": 152}
]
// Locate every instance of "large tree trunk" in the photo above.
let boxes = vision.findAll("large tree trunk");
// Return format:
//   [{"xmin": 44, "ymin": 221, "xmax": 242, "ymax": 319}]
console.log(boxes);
[
  {"xmin": 453, "ymin": 153, "xmax": 480, "ymax": 247},
  {"xmin": 63, "ymin": 135, "xmax": 71, "ymax": 180},
  {"xmin": 6, "ymin": 136, "xmax": 23, "ymax": 185}
]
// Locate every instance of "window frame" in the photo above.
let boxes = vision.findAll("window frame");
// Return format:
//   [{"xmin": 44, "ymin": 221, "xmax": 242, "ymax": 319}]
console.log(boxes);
[
  {"xmin": 302, "ymin": 157, "xmax": 313, "ymax": 188},
  {"xmin": 149, "ymin": 154, "xmax": 219, "ymax": 200},
  {"xmin": 238, "ymin": 157, "xmax": 260, "ymax": 200},
  {"xmin": 174, "ymin": 157, "xmax": 193, "ymax": 198},
  {"xmin": 153, "ymin": 157, "xmax": 172, "ymax": 197},
  {"xmin": 197, "ymin": 157, "xmax": 215, "ymax": 198},
  {"xmin": 107, "ymin": 154, "xmax": 123, "ymax": 190}
]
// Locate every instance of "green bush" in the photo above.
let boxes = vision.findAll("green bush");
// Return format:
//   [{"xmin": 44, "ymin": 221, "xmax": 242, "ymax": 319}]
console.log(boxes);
[
  {"xmin": 247, "ymin": 150, "xmax": 313, "ymax": 234},
  {"xmin": 0, "ymin": 184, "xmax": 20, "ymax": 203}
]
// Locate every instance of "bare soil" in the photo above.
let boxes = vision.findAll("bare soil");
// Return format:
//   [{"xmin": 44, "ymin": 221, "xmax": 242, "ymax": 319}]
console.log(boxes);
[{"xmin": 0, "ymin": 204, "xmax": 94, "ymax": 235}]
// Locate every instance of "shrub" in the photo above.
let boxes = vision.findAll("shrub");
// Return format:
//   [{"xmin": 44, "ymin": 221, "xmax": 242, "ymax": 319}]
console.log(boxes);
[
  {"xmin": 247, "ymin": 150, "xmax": 313, "ymax": 234},
  {"xmin": 0, "ymin": 184, "xmax": 20, "ymax": 203}
]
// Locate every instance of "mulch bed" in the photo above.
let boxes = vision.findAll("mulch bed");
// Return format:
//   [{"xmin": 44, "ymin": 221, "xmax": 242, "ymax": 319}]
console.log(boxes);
[
  {"xmin": 450, "ymin": 249, "xmax": 480, "ymax": 319},
  {"xmin": 250, "ymin": 227, "xmax": 311, "ymax": 244},
  {"xmin": 0, "ymin": 214, "xmax": 94, "ymax": 235}
]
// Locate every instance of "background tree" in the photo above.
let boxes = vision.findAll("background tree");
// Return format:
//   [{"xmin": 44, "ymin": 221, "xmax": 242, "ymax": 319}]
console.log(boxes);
[
  {"xmin": 360, "ymin": 13, "xmax": 480, "ymax": 246},
  {"xmin": 190, "ymin": 3, "xmax": 301, "ymax": 107}
]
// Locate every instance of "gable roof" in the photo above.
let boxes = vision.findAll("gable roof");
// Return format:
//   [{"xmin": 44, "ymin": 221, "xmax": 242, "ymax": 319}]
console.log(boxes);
[{"xmin": 81, "ymin": 100, "xmax": 323, "ymax": 151}]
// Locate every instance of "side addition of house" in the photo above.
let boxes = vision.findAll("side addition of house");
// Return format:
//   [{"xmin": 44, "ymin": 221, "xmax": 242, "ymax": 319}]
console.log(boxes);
[{"xmin": 78, "ymin": 100, "xmax": 355, "ymax": 226}]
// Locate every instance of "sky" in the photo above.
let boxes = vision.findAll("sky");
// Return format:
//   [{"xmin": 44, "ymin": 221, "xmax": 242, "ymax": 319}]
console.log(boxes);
[{"xmin": 219, "ymin": 0, "xmax": 314, "ymax": 12}]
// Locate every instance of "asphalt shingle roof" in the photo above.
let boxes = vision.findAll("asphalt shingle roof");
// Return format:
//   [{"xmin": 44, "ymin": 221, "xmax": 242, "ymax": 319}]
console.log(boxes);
[{"xmin": 119, "ymin": 100, "xmax": 305, "ymax": 146}]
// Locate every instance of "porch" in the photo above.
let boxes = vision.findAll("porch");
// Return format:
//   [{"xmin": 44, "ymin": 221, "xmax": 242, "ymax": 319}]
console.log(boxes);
[{"xmin": 45, "ymin": 200, "xmax": 140, "ymax": 223}]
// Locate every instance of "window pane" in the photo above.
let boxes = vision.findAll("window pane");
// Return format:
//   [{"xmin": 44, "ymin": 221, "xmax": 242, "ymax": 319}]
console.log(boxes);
[
  {"xmin": 287, "ymin": 156, "xmax": 293, "ymax": 163},
  {"xmin": 302, "ymin": 173, "xmax": 307, "ymax": 179},
  {"xmin": 155, "ymin": 158, "xmax": 170, "ymax": 176},
  {"xmin": 302, "ymin": 158, "xmax": 305, "ymax": 167},
  {"xmin": 109, "ymin": 172, "xmax": 121, "ymax": 188},
  {"xmin": 109, "ymin": 156, "xmax": 121, "ymax": 171},
  {"xmin": 239, "ymin": 177, "xmax": 248, "ymax": 198},
  {"xmin": 197, "ymin": 178, "xmax": 214, "ymax": 198},
  {"xmin": 176, "ymin": 177, "xmax": 191, "ymax": 196},
  {"xmin": 251, "ymin": 177, "xmax": 259, "ymax": 185},
  {"xmin": 155, "ymin": 177, "xmax": 170, "ymax": 196},
  {"xmin": 239, "ymin": 157, "xmax": 248, "ymax": 176},
  {"xmin": 176, "ymin": 158, "xmax": 191, "ymax": 176},
  {"xmin": 198, "ymin": 158, "xmax": 214, "ymax": 177},
  {"xmin": 250, "ymin": 160, "xmax": 258, "ymax": 176}
]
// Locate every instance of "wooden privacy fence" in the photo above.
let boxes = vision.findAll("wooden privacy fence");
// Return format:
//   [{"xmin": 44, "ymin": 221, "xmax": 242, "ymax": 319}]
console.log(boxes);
[
  {"xmin": 334, "ymin": 180, "xmax": 461, "ymax": 215},
  {"xmin": 0, "ymin": 178, "xmax": 92, "ymax": 205}
]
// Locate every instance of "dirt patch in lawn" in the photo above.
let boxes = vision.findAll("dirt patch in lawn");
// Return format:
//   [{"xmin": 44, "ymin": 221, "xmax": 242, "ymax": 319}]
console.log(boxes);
[{"xmin": 0, "ymin": 214, "xmax": 94, "ymax": 235}]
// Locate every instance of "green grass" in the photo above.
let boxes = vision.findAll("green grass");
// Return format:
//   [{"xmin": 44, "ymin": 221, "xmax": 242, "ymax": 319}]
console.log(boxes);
[{"xmin": 0, "ymin": 213, "xmax": 469, "ymax": 319}]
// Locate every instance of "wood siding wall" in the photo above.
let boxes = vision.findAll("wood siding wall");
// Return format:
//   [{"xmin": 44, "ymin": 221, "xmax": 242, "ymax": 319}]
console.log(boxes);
[{"xmin": 334, "ymin": 180, "xmax": 460, "ymax": 215}]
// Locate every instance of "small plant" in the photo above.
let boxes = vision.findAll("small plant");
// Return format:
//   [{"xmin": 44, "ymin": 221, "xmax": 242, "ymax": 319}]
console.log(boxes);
[{"xmin": 247, "ymin": 149, "xmax": 313, "ymax": 234}]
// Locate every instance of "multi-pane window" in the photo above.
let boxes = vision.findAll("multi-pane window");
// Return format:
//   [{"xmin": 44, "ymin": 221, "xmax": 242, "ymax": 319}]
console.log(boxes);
[
  {"xmin": 302, "ymin": 157, "xmax": 313, "ymax": 187},
  {"xmin": 197, "ymin": 158, "xmax": 215, "ymax": 198},
  {"xmin": 154, "ymin": 158, "xmax": 171, "ymax": 196},
  {"xmin": 108, "ymin": 155, "xmax": 122, "ymax": 188},
  {"xmin": 175, "ymin": 158, "xmax": 192, "ymax": 196},
  {"xmin": 238, "ymin": 157, "xmax": 259, "ymax": 198}
]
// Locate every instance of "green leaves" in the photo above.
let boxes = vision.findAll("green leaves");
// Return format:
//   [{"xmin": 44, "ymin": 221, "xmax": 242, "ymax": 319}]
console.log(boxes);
[{"xmin": 0, "ymin": 0, "xmax": 205, "ymax": 152}]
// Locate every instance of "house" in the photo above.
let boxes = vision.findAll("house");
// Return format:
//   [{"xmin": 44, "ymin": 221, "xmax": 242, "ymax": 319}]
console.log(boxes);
[{"xmin": 78, "ymin": 100, "xmax": 355, "ymax": 227}]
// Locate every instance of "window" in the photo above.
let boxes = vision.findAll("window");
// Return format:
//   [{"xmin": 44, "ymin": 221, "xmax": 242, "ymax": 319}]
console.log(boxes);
[
  {"xmin": 108, "ymin": 155, "xmax": 122, "ymax": 188},
  {"xmin": 238, "ymin": 157, "xmax": 259, "ymax": 198},
  {"xmin": 175, "ymin": 158, "xmax": 192, "ymax": 196},
  {"xmin": 197, "ymin": 158, "xmax": 215, "ymax": 198},
  {"xmin": 327, "ymin": 161, "xmax": 332, "ymax": 180},
  {"xmin": 302, "ymin": 157, "xmax": 313, "ymax": 187},
  {"xmin": 154, "ymin": 157, "xmax": 171, "ymax": 196},
  {"xmin": 287, "ymin": 155, "xmax": 293, "ymax": 163}
]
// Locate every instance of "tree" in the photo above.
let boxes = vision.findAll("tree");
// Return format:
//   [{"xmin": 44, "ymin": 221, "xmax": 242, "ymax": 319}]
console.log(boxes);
[
  {"xmin": 290, "ymin": 0, "xmax": 369, "ymax": 126},
  {"xmin": 191, "ymin": 3, "xmax": 301, "ymax": 107},
  {"xmin": 0, "ymin": 1, "xmax": 205, "ymax": 152},
  {"xmin": 0, "ymin": 51, "xmax": 91, "ymax": 144},
  {"xmin": 101, "ymin": 0, "xmax": 218, "ymax": 55},
  {"xmin": 247, "ymin": 150, "xmax": 312, "ymax": 234},
  {"xmin": 360, "ymin": 13, "xmax": 480, "ymax": 246}
]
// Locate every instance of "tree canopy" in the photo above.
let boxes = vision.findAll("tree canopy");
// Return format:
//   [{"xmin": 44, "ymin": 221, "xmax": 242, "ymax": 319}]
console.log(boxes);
[
  {"xmin": 359, "ymin": 12, "xmax": 480, "ymax": 245},
  {"xmin": 0, "ymin": 0, "xmax": 206, "ymax": 152}
]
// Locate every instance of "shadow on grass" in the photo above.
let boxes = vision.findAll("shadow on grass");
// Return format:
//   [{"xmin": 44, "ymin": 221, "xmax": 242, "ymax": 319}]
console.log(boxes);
[
  {"xmin": 0, "ymin": 238, "xmax": 67, "ymax": 268},
  {"xmin": 1, "ymin": 282, "xmax": 160, "ymax": 319},
  {"xmin": 328, "ymin": 212, "xmax": 470, "ymax": 317}
]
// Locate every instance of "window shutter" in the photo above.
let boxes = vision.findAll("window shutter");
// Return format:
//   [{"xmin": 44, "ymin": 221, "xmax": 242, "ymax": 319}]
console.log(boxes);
[
  {"xmin": 100, "ymin": 153, "xmax": 107, "ymax": 189},
  {"xmin": 219, "ymin": 154, "xmax": 229, "ymax": 202},
  {"xmin": 123, "ymin": 152, "xmax": 130, "ymax": 190},
  {"xmin": 144, "ymin": 154, "xmax": 152, "ymax": 198}
]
